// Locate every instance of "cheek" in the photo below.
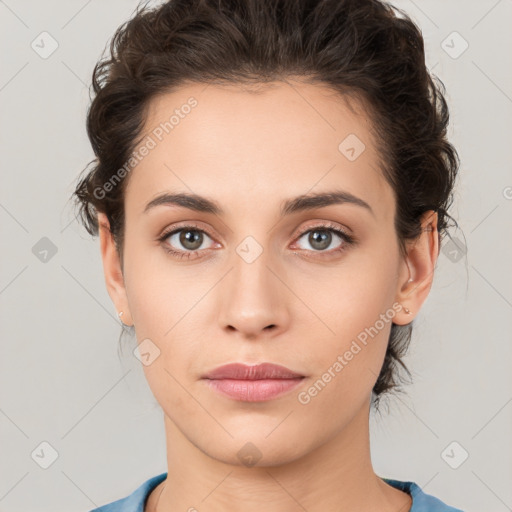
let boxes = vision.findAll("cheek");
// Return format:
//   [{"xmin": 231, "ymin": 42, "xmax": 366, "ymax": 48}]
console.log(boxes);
[
  {"xmin": 122, "ymin": 238, "xmax": 206, "ymax": 386},
  {"xmin": 302, "ymin": 245, "xmax": 399, "ymax": 392},
  {"xmin": 122, "ymin": 237, "xmax": 194, "ymax": 334},
  {"xmin": 309, "ymin": 244, "xmax": 398, "ymax": 334}
]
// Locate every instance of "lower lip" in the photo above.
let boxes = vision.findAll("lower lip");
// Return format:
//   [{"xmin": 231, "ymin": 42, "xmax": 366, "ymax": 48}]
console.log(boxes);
[{"xmin": 204, "ymin": 378, "xmax": 305, "ymax": 402}]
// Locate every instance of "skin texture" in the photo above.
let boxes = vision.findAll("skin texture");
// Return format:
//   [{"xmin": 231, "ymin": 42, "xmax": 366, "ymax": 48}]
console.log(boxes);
[{"xmin": 98, "ymin": 80, "xmax": 438, "ymax": 512}]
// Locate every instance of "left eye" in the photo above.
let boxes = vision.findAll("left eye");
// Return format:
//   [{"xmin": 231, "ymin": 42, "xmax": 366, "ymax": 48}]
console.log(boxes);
[{"xmin": 294, "ymin": 227, "xmax": 351, "ymax": 252}]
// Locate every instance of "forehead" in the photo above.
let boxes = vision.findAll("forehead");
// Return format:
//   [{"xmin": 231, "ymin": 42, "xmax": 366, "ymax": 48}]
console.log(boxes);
[{"xmin": 125, "ymin": 80, "xmax": 393, "ymax": 221}]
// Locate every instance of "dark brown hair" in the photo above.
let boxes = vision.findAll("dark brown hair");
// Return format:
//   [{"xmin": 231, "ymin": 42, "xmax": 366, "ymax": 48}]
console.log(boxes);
[{"xmin": 73, "ymin": 0, "xmax": 460, "ymax": 409}]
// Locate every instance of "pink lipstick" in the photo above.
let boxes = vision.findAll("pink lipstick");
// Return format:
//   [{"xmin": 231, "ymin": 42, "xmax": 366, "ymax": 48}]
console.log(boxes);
[{"xmin": 202, "ymin": 362, "xmax": 305, "ymax": 402}]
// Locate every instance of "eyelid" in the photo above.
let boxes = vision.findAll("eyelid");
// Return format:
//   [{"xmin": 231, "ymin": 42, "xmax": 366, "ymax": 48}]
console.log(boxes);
[
  {"xmin": 158, "ymin": 221, "xmax": 215, "ymax": 241},
  {"xmin": 291, "ymin": 220, "xmax": 355, "ymax": 247}
]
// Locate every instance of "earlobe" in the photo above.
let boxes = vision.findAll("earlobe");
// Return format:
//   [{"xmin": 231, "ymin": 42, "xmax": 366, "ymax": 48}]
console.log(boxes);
[
  {"xmin": 394, "ymin": 210, "xmax": 439, "ymax": 325},
  {"xmin": 97, "ymin": 212, "xmax": 133, "ymax": 326}
]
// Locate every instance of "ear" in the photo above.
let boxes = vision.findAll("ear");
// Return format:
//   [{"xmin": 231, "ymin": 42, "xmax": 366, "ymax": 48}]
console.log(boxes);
[
  {"xmin": 98, "ymin": 212, "xmax": 133, "ymax": 326},
  {"xmin": 393, "ymin": 210, "xmax": 439, "ymax": 325}
]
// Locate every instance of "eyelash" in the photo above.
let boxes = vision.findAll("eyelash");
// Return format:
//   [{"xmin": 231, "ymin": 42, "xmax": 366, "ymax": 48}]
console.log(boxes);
[{"xmin": 157, "ymin": 222, "xmax": 356, "ymax": 260}]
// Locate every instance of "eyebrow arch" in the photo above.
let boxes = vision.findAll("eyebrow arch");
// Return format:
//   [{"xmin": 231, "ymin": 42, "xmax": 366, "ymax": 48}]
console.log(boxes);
[
  {"xmin": 281, "ymin": 190, "xmax": 374, "ymax": 217},
  {"xmin": 144, "ymin": 192, "xmax": 222, "ymax": 215},
  {"xmin": 143, "ymin": 190, "xmax": 374, "ymax": 217}
]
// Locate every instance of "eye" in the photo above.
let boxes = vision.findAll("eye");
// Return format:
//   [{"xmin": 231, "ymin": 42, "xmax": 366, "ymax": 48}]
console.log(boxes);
[
  {"xmin": 158, "ymin": 224, "xmax": 217, "ymax": 259},
  {"xmin": 292, "ymin": 222, "xmax": 355, "ymax": 255},
  {"xmin": 158, "ymin": 221, "xmax": 355, "ymax": 261}
]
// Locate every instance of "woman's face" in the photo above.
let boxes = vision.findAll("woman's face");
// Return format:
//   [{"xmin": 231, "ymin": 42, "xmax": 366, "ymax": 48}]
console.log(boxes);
[{"xmin": 99, "ymin": 80, "xmax": 434, "ymax": 466}]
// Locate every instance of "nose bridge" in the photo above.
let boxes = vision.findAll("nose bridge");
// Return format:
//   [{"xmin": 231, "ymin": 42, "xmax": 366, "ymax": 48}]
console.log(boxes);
[
  {"xmin": 234, "ymin": 238, "xmax": 274, "ymax": 295},
  {"xmin": 217, "ymin": 234, "xmax": 288, "ymax": 335}
]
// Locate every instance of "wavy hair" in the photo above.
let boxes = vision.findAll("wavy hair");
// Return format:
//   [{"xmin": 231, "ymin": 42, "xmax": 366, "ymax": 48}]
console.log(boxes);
[{"xmin": 73, "ymin": 0, "xmax": 460, "ymax": 409}]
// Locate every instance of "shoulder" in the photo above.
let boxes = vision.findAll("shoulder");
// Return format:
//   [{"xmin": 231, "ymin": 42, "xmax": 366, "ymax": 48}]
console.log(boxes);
[
  {"xmin": 88, "ymin": 472, "xmax": 167, "ymax": 512},
  {"xmin": 383, "ymin": 478, "xmax": 465, "ymax": 512}
]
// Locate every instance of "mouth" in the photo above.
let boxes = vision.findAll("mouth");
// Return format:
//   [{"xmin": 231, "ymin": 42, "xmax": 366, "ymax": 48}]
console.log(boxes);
[
  {"xmin": 204, "ymin": 377, "xmax": 305, "ymax": 402},
  {"xmin": 202, "ymin": 362, "xmax": 306, "ymax": 402}
]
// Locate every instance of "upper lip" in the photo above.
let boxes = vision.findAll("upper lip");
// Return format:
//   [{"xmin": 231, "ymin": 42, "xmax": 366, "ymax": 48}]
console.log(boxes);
[{"xmin": 202, "ymin": 363, "xmax": 304, "ymax": 380}]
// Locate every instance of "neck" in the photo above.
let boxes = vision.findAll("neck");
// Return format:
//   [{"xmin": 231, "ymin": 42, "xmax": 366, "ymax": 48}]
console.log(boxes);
[{"xmin": 149, "ymin": 396, "xmax": 411, "ymax": 512}]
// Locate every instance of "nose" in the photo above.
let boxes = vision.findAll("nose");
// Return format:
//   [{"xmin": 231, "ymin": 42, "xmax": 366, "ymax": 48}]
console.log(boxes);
[{"xmin": 216, "ymin": 249, "xmax": 290, "ymax": 340}]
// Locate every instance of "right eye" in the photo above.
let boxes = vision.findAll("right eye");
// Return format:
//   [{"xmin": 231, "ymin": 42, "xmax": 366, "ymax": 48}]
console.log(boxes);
[{"xmin": 158, "ymin": 225, "xmax": 218, "ymax": 259}]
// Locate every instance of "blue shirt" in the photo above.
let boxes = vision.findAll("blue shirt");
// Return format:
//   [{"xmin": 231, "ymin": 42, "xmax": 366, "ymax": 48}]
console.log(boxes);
[{"xmin": 89, "ymin": 472, "xmax": 465, "ymax": 511}]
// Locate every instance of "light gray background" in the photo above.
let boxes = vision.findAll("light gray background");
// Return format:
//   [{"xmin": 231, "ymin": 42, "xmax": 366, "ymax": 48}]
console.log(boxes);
[{"xmin": 1, "ymin": 1, "xmax": 511, "ymax": 511}]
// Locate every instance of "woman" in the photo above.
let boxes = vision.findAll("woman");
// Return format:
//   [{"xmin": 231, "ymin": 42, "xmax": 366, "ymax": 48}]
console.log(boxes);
[{"xmin": 73, "ymin": 0, "xmax": 464, "ymax": 510}]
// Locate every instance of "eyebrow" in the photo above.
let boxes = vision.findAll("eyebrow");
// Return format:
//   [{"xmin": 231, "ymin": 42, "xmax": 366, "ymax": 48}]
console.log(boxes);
[{"xmin": 143, "ymin": 190, "xmax": 374, "ymax": 217}]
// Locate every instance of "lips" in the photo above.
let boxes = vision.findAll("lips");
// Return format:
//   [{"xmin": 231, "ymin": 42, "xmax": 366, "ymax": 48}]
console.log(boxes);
[
  {"xmin": 202, "ymin": 362, "xmax": 305, "ymax": 402},
  {"xmin": 202, "ymin": 362, "xmax": 304, "ymax": 380}
]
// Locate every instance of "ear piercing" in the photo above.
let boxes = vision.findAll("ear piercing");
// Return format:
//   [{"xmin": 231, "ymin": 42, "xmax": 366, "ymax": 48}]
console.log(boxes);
[
  {"xmin": 118, "ymin": 311, "xmax": 130, "ymax": 326},
  {"xmin": 402, "ymin": 276, "xmax": 413, "ymax": 314}
]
